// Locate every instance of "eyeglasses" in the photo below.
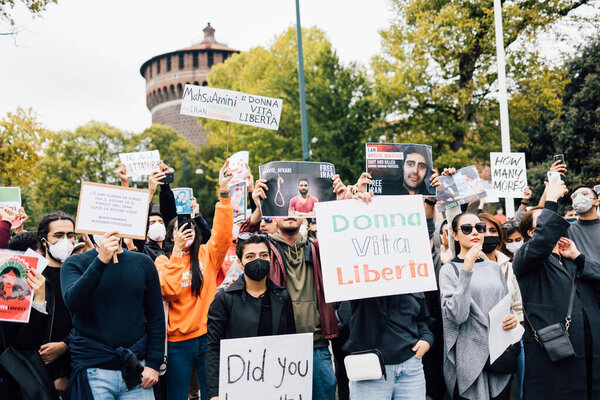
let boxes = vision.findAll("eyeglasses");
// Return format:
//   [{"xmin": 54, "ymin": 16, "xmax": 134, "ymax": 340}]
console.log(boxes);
[
  {"xmin": 238, "ymin": 231, "xmax": 269, "ymax": 241},
  {"xmin": 262, "ymin": 218, "xmax": 273, "ymax": 223},
  {"xmin": 459, "ymin": 223, "xmax": 487, "ymax": 235},
  {"xmin": 51, "ymin": 232, "xmax": 77, "ymax": 240},
  {"xmin": 405, "ymin": 160, "xmax": 427, "ymax": 170}
]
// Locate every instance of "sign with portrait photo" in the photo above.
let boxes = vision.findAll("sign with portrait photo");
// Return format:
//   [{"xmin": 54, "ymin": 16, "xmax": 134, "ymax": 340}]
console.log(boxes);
[
  {"xmin": 365, "ymin": 143, "xmax": 436, "ymax": 196},
  {"xmin": 229, "ymin": 181, "xmax": 247, "ymax": 224},
  {"xmin": 0, "ymin": 251, "xmax": 39, "ymax": 323},
  {"xmin": 436, "ymin": 166, "xmax": 487, "ymax": 211},
  {"xmin": 173, "ymin": 187, "xmax": 193, "ymax": 215},
  {"xmin": 258, "ymin": 161, "xmax": 336, "ymax": 218}
]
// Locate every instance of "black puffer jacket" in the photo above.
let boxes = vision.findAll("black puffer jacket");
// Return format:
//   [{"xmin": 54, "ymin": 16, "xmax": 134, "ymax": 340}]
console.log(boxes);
[{"xmin": 205, "ymin": 277, "xmax": 296, "ymax": 398}]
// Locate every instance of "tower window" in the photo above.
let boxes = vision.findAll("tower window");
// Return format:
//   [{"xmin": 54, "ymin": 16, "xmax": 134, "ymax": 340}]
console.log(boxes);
[
  {"xmin": 167, "ymin": 56, "xmax": 171, "ymax": 71},
  {"xmin": 156, "ymin": 59, "xmax": 161, "ymax": 74},
  {"xmin": 193, "ymin": 53, "xmax": 198, "ymax": 68},
  {"xmin": 179, "ymin": 54, "xmax": 184, "ymax": 69},
  {"xmin": 207, "ymin": 52, "xmax": 213, "ymax": 68}
]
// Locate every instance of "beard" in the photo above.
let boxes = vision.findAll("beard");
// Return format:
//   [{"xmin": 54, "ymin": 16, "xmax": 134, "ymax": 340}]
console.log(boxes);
[
  {"xmin": 299, "ymin": 189, "xmax": 309, "ymax": 195},
  {"xmin": 280, "ymin": 225, "xmax": 300, "ymax": 234}
]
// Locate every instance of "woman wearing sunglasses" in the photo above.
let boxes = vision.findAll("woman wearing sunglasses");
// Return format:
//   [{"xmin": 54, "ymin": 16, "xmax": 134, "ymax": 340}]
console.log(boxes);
[
  {"xmin": 439, "ymin": 212, "xmax": 516, "ymax": 400},
  {"xmin": 154, "ymin": 161, "xmax": 233, "ymax": 400},
  {"xmin": 205, "ymin": 232, "xmax": 296, "ymax": 400}
]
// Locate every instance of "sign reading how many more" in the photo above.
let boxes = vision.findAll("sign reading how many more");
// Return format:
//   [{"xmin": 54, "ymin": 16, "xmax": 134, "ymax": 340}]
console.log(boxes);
[
  {"xmin": 490, "ymin": 152, "xmax": 528, "ymax": 198},
  {"xmin": 75, "ymin": 182, "xmax": 150, "ymax": 240},
  {"xmin": 316, "ymin": 196, "xmax": 437, "ymax": 303},
  {"xmin": 180, "ymin": 84, "xmax": 283, "ymax": 130},
  {"xmin": 219, "ymin": 333, "xmax": 313, "ymax": 400}
]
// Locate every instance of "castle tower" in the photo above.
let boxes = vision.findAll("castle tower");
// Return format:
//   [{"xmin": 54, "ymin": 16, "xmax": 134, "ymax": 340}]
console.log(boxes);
[{"xmin": 140, "ymin": 24, "xmax": 239, "ymax": 146}]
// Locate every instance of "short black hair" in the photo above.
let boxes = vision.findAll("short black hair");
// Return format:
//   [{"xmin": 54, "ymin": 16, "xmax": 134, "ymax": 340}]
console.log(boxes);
[
  {"xmin": 403, "ymin": 145, "xmax": 432, "ymax": 170},
  {"xmin": 37, "ymin": 211, "xmax": 75, "ymax": 248},
  {"xmin": 298, "ymin": 178, "xmax": 309, "ymax": 185},
  {"xmin": 562, "ymin": 205, "xmax": 574, "ymax": 216},
  {"xmin": 149, "ymin": 211, "xmax": 164, "ymax": 221},
  {"xmin": 9, "ymin": 232, "xmax": 42, "ymax": 252},
  {"xmin": 571, "ymin": 185, "xmax": 598, "ymax": 199},
  {"xmin": 235, "ymin": 234, "xmax": 271, "ymax": 261}
]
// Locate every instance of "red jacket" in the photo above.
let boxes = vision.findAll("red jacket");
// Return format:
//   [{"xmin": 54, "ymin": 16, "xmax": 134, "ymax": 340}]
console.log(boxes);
[
  {"xmin": 240, "ymin": 218, "xmax": 339, "ymax": 340},
  {"xmin": 0, "ymin": 221, "xmax": 10, "ymax": 249}
]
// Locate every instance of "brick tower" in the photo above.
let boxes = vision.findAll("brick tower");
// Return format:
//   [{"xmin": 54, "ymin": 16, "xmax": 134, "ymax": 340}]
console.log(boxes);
[{"xmin": 140, "ymin": 24, "xmax": 239, "ymax": 146}]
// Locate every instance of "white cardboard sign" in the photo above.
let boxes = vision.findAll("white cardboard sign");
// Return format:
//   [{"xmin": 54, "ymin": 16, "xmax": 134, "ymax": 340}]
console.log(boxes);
[
  {"xmin": 315, "ymin": 196, "xmax": 437, "ymax": 303},
  {"xmin": 119, "ymin": 150, "xmax": 161, "ymax": 177},
  {"xmin": 490, "ymin": 152, "xmax": 527, "ymax": 198},
  {"xmin": 75, "ymin": 182, "xmax": 150, "ymax": 240},
  {"xmin": 180, "ymin": 84, "xmax": 283, "ymax": 130},
  {"xmin": 228, "ymin": 151, "xmax": 250, "ymax": 185},
  {"xmin": 219, "ymin": 333, "xmax": 313, "ymax": 400}
]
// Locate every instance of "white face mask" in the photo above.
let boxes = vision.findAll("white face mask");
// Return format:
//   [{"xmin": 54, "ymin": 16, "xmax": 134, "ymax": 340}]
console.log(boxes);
[
  {"xmin": 47, "ymin": 237, "xmax": 75, "ymax": 262},
  {"xmin": 572, "ymin": 194, "xmax": 593, "ymax": 214},
  {"xmin": 506, "ymin": 241, "xmax": 524, "ymax": 254},
  {"xmin": 148, "ymin": 222, "xmax": 166, "ymax": 242}
]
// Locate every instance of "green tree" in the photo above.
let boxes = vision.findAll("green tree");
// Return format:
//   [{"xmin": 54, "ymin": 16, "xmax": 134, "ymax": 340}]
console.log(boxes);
[
  {"xmin": 1, "ymin": 0, "xmax": 57, "ymax": 26},
  {"xmin": 0, "ymin": 107, "xmax": 46, "ymax": 187},
  {"xmin": 201, "ymin": 26, "xmax": 381, "ymax": 185},
  {"xmin": 35, "ymin": 122, "xmax": 135, "ymax": 216},
  {"xmin": 373, "ymin": 0, "xmax": 598, "ymax": 168}
]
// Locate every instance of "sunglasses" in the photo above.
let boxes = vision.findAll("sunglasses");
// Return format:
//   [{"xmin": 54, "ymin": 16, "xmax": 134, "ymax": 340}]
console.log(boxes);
[
  {"xmin": 459, "ymin": 223, "xmax": 487, "ymax": 235},
  {"xmin": 238, "ymin": 231, "xmax": 269, "ymax": 241},
  {"xmin": 262, "ymin": 218, "xmax": 273, "ymax": 223}
]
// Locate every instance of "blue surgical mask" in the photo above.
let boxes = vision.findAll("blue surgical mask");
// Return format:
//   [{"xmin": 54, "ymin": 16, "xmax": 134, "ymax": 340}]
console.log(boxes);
[{"xmin": 566, "ymin": 217, "xmax": 577, "ymax": 223}]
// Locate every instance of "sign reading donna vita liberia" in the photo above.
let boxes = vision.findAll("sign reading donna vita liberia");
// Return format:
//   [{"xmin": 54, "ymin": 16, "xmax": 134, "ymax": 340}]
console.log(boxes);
[
  {"xmin": 315, "ymin": 195, "xmax": 437, "ymax": 303},
  {"xmin": 180, "ymin": 84, "xmax": 283, "ymax": 130}
]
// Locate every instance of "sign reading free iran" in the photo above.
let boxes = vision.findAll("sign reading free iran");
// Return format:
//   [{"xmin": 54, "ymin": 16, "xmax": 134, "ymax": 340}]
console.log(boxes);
[{"xmin": 315, "ymin": 196, "xmax": 437, "ymax": 303}]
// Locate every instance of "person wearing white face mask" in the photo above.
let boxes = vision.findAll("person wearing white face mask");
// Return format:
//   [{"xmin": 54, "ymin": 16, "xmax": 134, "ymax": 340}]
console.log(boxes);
[
  {"xmin": 143, "ymin": 212, "xmax": 168, "ymax": 261},
  {"xmin": 567, "ymin": 185, "xmax": 600, "ymax": 265},
  {"xmin": 37, "ymin": 211, "xmax": 77, "ymax": 395}
]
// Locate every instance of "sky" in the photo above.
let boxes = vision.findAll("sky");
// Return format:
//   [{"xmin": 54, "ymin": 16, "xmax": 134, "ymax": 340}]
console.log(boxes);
[{"xmin": 0, "ymin": 0, "xmax": 392, "ymax": 133}]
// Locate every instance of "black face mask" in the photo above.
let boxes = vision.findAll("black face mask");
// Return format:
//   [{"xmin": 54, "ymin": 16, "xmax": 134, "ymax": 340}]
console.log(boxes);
[
  {"xmin": 482, "ymin": 236, "xmax": 501, "ymax": 254},
  {"xmin": 244, "ymin": 258, "xmax": 270, "ymax": 281}
]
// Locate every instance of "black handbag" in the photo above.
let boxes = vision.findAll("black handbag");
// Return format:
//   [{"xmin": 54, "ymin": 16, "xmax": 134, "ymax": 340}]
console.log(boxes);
[
  {"xmin": 524, "ymin": 269, "xmax": 577, "ymax": 363},
  {"xmin": 484, "ymin": 342, "xmax": 520, "ymax": 374}
]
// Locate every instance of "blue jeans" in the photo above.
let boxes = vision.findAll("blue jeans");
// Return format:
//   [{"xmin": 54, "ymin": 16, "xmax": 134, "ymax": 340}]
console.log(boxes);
[
  {"xmin": 517, "ymin": 339, "xmax": 525, "ymax": 397},
  {"xmin": 349, "ymin": 356, "xmax": 426, "ymax": 400},
  {"xmin": 166, "ymin": 335, "xmax": 207, "ymax": 400},
  {"xmin": 314, "ymin": 347, "xmax": 337, "ymax": 400},
  {"xmin": 87, "ymin": 366, "xmax": 154, "ymax": 400}
]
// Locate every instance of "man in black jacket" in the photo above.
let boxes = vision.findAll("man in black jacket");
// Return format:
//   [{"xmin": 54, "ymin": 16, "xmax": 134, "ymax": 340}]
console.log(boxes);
[{"xmin": 206, "ymin": 232, "xmax": 296, "ymax": 400}]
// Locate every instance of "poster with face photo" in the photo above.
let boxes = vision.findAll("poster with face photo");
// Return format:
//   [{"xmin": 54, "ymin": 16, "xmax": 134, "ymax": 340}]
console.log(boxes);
[
  {"xmin": 365, "ymin": 143, "xmax": 436, "ymax": 196},
  {"xmin": 259, "ymin": 161, "xmax": 336, "ymax": 218},
  {"xmin": 0, "ymin": 251, "xmax": 39, "ymax": 323},
  {"xmin": 436, "ymin": 165, "xmax": 488, "ymax": 211},
  {"xmin": 173, "ymin": 188, "xmax": 193, "ymax": 215},
  {"xmin": 229, "ymin": 181, "xmax": 247, "ymax": 224}
]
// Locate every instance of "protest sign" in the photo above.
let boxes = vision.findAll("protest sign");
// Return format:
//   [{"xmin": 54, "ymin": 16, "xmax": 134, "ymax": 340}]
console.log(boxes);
[
  {"xmin": 219, "ymin": 333, "xmax": 313, "ymax": 400},
  {"xmin": 488, "ymin": 294, "xmax": 524, "ymax": 363},
  {"xmin": 436, "ymin": 166, "xmax": 487, "ymax": 211},
  {"xmin": 230, "ymin": 181, "xmax": 247, "ymax": 224},
  {"xmin": 180, "ymin": 84, "xmax": 283, "ymax": 130},
  {"xmin": 0, "ymin": 187, "xmax": 22, "ymax": 228},
  {"xmin": 75, "ymin": 182, "xmax": 150, "ymax": 240},
  {"xmin": 366, "ymin": 143, "xmax": 436, "ymax": 196},
  {"xmin": 481, "ymin": 181, "xmax": 500, "ymax": 203},
  {"xmin": 173, "ymin": 188, "xmax": 193, "ymax": 215},
  {"xmin": 228, "ymin": 151, "xmax": 250, "ymax": 185},
  {"xmin": 259, "ymin": 161, "xmax": 336, "ymax": 218},
  {"xmin": 0, "ymin": 251, "xmax": 39, "ymax": 323},
  {"xmin": 490, "ymin": 152, "xmax": 528, "ymax": 198},
  {"xmin": 119, "ymin": 150, "xmax": 161, "ymax": 177},
  {"xmin": 315, "ymin": 196, "xmax": 437, "ymax": 303}
]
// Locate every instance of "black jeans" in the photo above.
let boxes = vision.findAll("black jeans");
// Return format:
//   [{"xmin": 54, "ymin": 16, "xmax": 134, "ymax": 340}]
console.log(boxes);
[{"xmin": 453, "ymin": 378, "xmax": 511, "ymax": 400}]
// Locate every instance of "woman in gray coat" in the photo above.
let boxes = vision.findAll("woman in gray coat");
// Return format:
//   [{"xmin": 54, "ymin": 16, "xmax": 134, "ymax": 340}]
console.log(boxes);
[{"xmin": 439, "ymin": 212, "xmax": 517, "ymax": 399}]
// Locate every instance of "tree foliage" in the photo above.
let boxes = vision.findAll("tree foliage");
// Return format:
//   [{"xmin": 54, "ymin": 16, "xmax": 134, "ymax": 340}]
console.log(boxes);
[
  {"xmin": 201, "ymin": 26, "xmax": 381, "ymax": 185},
  {"xmin": 373, "ymin": 0, "xmax": 599, "ymax": 168},
  {"xmin": 0, "ymin": 0, "xmax": 57, "ymax": 26}
]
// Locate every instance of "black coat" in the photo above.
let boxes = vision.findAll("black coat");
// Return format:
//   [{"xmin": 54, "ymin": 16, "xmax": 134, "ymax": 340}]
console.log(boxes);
[
  {"xmin": 513, "ymin": 202, "xmax": 600, "ymax": 400},
  {"xmin": 205, "ymin": 277, "xmax": 296, "ymax": 398}
]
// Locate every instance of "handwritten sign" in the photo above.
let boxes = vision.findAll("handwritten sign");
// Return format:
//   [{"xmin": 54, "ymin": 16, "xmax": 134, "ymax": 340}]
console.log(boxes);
[
  {"xmin": 491, "ymin": 152, "xmax": 527, "ymax": 198},
  {"xmin": 219, "ymin": 333, "xmax": 313, "ymax": 400},
  {"xmin": 75, "ymin": 182, "xmax": 150, "ymax": 240},
  {"xmin": 180, "ymin": 84, "xmax": 283, "ymax": 130},
  {"xmin": 0, "ymin": 251, "xmax": 38, "ymax": 323},
  {"xmin": 119, "ymin": 150, "xmax": 161, "ymax": 178},
  {"xmin": 315, "ymin": 196, "xmax": 437, "ymax": 303}
]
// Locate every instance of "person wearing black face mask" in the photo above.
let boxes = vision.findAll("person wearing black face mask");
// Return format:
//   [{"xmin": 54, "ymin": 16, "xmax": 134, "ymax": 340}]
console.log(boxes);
[{"xmin": 205, "ymin": 232, "xmax": 296, "ymax": 400}]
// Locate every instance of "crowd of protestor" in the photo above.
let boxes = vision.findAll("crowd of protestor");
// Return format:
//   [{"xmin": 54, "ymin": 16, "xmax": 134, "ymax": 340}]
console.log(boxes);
[{"xmin": 0, "ymin": 154, "xmax": 598, "ymax": 400}]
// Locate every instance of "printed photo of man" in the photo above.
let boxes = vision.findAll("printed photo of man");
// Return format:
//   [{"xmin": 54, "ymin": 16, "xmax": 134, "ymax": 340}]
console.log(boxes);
[
  {"xmin": 400, "ymin": 145, "xmax": 434, "ymax": 195},
  {"xmin": 289, "ymin": 178, "xmax": 319, "ymax": 216}
]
